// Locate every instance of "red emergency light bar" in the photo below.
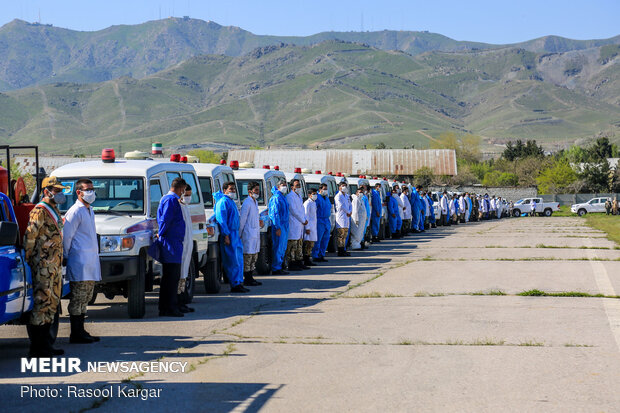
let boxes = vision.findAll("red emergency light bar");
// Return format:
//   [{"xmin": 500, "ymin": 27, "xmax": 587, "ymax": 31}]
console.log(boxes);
[
  {"xmin": 315, "ymin": 170, "xmax": 321, "ymax": 174},
  {"xmin": 101, "ymin": 148, "xmax": 115, "ymax": 163},
  {"xmin": 230, "ymin": 160, "xmax": 239, "ymax": 170},
  {"xmin": 170, "ymin": 153, "xmax": 181, "ymax": 162},
  {"xmin": 263, "ymin": 165, "xmax": 270, "ymax": 169},
  {"xmin": 294, "ymin": 167, "xmax": 302, "ymax": 173},
  {"xmin": 220, "ymin": 159, "xmax": 226, "ymax": 165},
  {"xmin": 180, "ymin": 156, "xmax": 188, "ymax": 163},
  {"xmin": 274, "ymin": 166, "xmax": 280, "ymax": 170}
]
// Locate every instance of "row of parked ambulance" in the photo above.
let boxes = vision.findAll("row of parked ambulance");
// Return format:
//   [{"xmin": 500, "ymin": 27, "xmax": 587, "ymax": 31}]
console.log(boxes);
[{"xmin": 48, "ymin": 151, "xmax": 441, "ymax": 319}]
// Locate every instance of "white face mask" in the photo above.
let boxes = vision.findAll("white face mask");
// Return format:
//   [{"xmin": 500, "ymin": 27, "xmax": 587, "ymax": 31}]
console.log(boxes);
[
  {"xmin": 48, "ymin": 191, "xmax": 66, "ymax": 205},
  {"xmin": 251, "ymin": 192, "xmax": 259, "ymax": 200},
  {"xmin": 182, "ymin": 196, "xmax": 191, "ymax": 204},
  {"xmin": 82, "ymin": 190, "xmax": 96, "ymax": 204},
  {"xmin": 226, "ymin": 192, "xmax": 236, "ymax": 199},
  {"xmin": 320, "ymin": 190, "xmax": 327, "ymax": 196},
  {"xmin": 279, "ymin": 186, "xmax": 288, "ymax": 194},
  {"xmin": 295, "ymin": 188, "xmax": 302, "ymax": 196},
  {"xmin": 340, "ymin": 187, "xmax": 348, "ymax": 194},
  {"xmin": 311, "ymin": 194, "xmax": 317, "ymax": 201}
]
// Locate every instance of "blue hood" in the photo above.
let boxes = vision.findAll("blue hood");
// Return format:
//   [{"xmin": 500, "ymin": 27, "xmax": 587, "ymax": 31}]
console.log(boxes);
[{"xmin": 213, "ymin": 190, "xmax": 225, "ymax": 203}]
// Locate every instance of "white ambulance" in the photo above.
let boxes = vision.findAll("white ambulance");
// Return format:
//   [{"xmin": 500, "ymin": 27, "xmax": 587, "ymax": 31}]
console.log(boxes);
[{"xmin": 53, "ymin": 152, "xmax": 208, "ymax": 318}]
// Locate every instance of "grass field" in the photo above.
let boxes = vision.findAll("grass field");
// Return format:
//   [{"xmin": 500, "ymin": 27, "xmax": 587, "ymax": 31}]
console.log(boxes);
[{"xmin": 585, "ymin": 214, "xmax": 620, "ymax": 247}]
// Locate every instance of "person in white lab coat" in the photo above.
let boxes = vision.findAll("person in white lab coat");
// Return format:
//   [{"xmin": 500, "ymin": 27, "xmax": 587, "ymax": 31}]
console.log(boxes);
[
  {"xmin": 63, "ymin": 178, "xmax": 101, "ymax": 344},
  {"xmin": 400, "ymin": 185, "xmax": 412, "ymax": 234},
  {"xmin": 440, "ymin": 191, "xmax": 450, "ymax": 226},
  {"xmin": 458, "ymin": 194, "xmax": 466, "ymax": 223},
  {"xmin": 286, "ymin": 179, "xmax": 309, "ymax": 271},
  {"xmin": 177, "ymin": 185, "xmax": 195, "ymax": 313},
  {"xmin": 350, "ymin": 188, "xmax": 368, "ymax": 250},
  {"xmin": 302, "ymin": 188, "xmax": 318, "ymax": 266},
  {"xmin": 335, "ymin": 182, "xmax": 352, "ymax": 256},
  {"xmin": 239, "ymin": 181, "xmax": 263, "ymax": 286}
]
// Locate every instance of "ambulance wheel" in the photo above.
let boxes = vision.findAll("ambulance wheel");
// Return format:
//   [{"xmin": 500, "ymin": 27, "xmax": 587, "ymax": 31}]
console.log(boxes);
[
  {"xmin": 127, "ymin": 252, "xmax": 146, "ymax": 319},
  {"xmin": 204, "ymin": 258, "xmax": 222, "ymax": 294},
  {"xmin": 512, "ymin": 209, "xmax": 521, "ymax": 218},
  {"xmin": 328, "ymin": 231, "xmax": 337, "ymax": 253},
  {"xmin": 256, "ymin": 247, "xmax": 271, "ymax": 275}
]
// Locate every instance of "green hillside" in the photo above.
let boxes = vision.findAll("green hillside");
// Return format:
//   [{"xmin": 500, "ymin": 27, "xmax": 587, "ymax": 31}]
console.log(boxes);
[
  {"xmin": 0, "ymin": 41, "xmax": 618, "ymax": 154},
  {"xmin": 1, "ymin": 17, "xmax": 618, "ymax": 91}
]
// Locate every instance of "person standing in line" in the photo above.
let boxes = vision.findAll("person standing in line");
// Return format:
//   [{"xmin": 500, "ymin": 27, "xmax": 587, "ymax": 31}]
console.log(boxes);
[
  {"xmin": 415, "ymin": 186, "xmax": 426, "ymax": 232},
  {"xmin": 426, "ymin": 192, "xmax": 437, "ymax": 228},
  {"xmin": 388, "ymin": 187, "xmax": 402, "ymax": 239},
  {"xmin": 24, "ymin": 177, "xmax": 68, "ymax": 357},
  {"xmin": 409, "ymin": 185, "xmax": 420, "ymax": 233},
  {"xmin": 421, "ymin": 191, "xmax": 431, "ymax": 229},
  {"xmin": 177, "ymin": 184, "xmax": 195, "ymax": 313},
  {"xmin": 350, "ymin": 187, "xmax": 367, "ymax": 250},
  {"xmin": 269, "ymin": 180, "xmax": 290, "ymax": 275},
  {"xmin": 63, "ymin": 178, "xmax": 102, "ymax": 343},
  {"xmin": 458, "ymin": 193, "xmax": 466, "ymax": 223},
  {"xmin": 239, "ymin": 181, "xmax": 263, "ymax": 286},
  {"xmin": 530, "ymin": 199, "xmax": 537, "ymax": 217},
  {"xmin": 312, "ymin": 183, "xmax": 331, "ymax": 262},
  {"xmin": 440, "ymin": 191, "xmax": 450, "ymax": 226},
  {"xmin": 450, "ymin": 194, "xmax": 458, "ymax": 225},
  {"xmin": 156, "ymin": 177, "xmax": 187, "ymax": 316},
  {"xmin": 370, "ymin": 183, "xmax": 383, "ymax": 242},
  {"xmin": 605, "ymin": 198, "xmax": 612, "ymax": 215},
  {"xmin": 286, "ymin": 179, "xmax": 309, "ymax": 271},
  {"xmin": 335, "ymin": 182, "xmax": 352, "ymax": 256},
  {"xmin": 361, "ymin": 185, "xmax": 372, "ymax": 246},
  {"xmin": 303, "ymin": 188, "xmax": 318, "ymax": 266},
  {"xmin": 400, "ymin": 185, "xmax": 412, "ymax": 234},
  {"xmin": 214, "ymin": 182, "xmax": 248, "ymax": 293}
]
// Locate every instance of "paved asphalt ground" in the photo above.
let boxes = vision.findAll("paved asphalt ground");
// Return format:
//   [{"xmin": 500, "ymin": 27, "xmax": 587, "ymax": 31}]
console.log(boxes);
[{"xmin": 1, "ymin": 217, "xmax": 620, "ymax": 412}]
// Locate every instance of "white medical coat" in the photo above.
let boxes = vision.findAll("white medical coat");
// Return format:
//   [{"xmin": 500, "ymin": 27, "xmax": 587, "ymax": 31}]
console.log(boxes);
[
  {"xmin": 63, "ymin": 199, "xmax": 102, "ymax": 282},
  {"xmin": 287, "ymin": 191, "xmax": 307, "ymax": 240},
  {"xmin": 239, "ymin": 196, "xmax": 261, "ymax": 254},
  {"xmin": 335, "ymin": 191, "xmax": 352, "ymax": 228},
  {"xmin": 303, "ymin": 198, "xmax": 318, "ymax": 242}
]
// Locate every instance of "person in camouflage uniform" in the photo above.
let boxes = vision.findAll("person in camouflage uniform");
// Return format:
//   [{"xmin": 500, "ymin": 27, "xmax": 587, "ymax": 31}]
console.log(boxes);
[{"xmin": 24, "ymin": 176, "xmax": 68, "ymax": 357}]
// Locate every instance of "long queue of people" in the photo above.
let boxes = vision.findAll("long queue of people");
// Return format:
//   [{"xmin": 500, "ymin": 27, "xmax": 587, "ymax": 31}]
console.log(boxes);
[{"xmin": 21, "ymin": 173, "xmax": 513, "ymax": 357}]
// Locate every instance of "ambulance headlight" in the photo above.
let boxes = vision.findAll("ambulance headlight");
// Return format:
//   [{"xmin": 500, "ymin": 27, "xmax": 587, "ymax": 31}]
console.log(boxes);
[{"xmin": 100, "ymin": 235, "xmax": 135, "ymax": 252}]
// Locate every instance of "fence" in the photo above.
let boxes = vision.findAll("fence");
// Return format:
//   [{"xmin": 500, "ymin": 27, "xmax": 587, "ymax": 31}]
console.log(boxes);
[{"xmin": 541, "ymin": 193, "xmax": 620, "ymax": 206}]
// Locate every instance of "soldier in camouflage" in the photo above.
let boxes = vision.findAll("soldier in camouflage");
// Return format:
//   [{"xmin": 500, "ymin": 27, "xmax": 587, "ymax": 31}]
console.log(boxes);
[{"xmin": 24, "ymin": 176, "xmax": 68, "ymax": 357}]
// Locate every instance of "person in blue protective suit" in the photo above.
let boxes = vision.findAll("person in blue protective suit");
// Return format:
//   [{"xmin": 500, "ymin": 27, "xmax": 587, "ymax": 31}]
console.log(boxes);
[
  {"xmin": 361, "ymin": 185, "xmax": 371, "ymax": 249},
  {"xmin": 371, "ymin": 183, "xmax": 383, "ymax": 242},
  {"xmin": 214, "ymin": 182, "xmax": 248, "ymax": 293},
  {"xmin": 312, "ymin": 183, "xmax": 332, "ymax": 262},
  {"xmin": 156, "ymin": 177, "xmax": 187, "ymax": 317},
  {"xmin": 409, "ymin": 186, "xmax": 421, "ymax": 233},
  {"xmin": 269, "ymin": 180, "xmax": 290, "ymax": 275},
  {"xmin": 388, "ymin": 187, "xmax": 401, "ymax": 238},
  {"xmin": 415, "ymin": 186, "xmax": 426, "ymax": 232}
]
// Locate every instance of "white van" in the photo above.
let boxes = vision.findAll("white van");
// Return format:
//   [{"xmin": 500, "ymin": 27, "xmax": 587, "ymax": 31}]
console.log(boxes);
[
  {"xmin": 191, "ymin": 163, "xmax": 240, "ymax": 293},
  {"xmin": 233, "ymin": 166, "xmax": 286, "ymax": 274},
  {"xmin": 53, "ymin": 156, "xmax": 208, "ymax": 318}
]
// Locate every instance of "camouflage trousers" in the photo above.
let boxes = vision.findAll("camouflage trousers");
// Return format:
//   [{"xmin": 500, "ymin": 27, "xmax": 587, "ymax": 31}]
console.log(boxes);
[
  {"xmin": 243, "ymin": 253, "xmax": 258, "ymax": 273},
  {"xmin": 30, "ymin": 272, "xmax": 63, "ymax": 326},
  {"xmin": 286, "ymin": 239, "xmax": 303, "ymax": 262},
  {"xmin": 68, "ymin": 281, "xmax": 96, "ymax": 316},
  {"xmin": 303, "ymin": 241, "xmax": 315, "ymax": 257},
  {"xmin": 177, "ymin": 278, "xmax": 186, "ymax": 295},
  {"xmin": 336, "ymin": 227, "xmax": 348, "ymax": 248}
]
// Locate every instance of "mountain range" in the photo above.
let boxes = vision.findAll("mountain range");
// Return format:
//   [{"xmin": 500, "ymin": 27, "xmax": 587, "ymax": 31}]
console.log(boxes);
[{"xmin": 0, "ymin": 17, "xmax": 618, "ymax": 154}]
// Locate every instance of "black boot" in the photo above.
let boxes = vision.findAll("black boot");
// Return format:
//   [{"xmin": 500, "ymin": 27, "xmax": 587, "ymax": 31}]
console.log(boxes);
[
  {"xmin": 315, "ymin": 256, "xmax": 328, "ymax": 262},
  {"xmin": 70, "ymin": 315, "xmax": 96, "ymax": 344},
  {"xmin": 288, "ymin": 260, "xmax": 302, "ymax": 271},
  {"xmin": 28, "ymin": 324, "xmax": 61, "ymax": 357},
  {"xmin": 244, "ymin": 271, "xmax": 262, "ymax": 286},
  {"xmin": 337, "ymin": 247, "xmax": 346, "ymax": 257},
  {"xmin": 304, "ymin": 256, "xmax": 316, "ymax": 266},
  {"xmin": 81, "ymin": 315, "xmax": 101, "ymax": 342},
  {"xmin": 298, "ymin": 260, "xmax": 311, "ymax": 270}
]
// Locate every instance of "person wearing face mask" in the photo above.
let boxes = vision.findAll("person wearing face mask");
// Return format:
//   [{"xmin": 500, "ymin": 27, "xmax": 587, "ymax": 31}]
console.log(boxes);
[
  {"xmin": 24, "ymin": 176, "xmax": 69, "ymax": 357},
  {"xmin": 370, "ymin": 183, "xmax": 383, "ymax": 242},
  {"xmin": 157, "ymin": 177, "xmax": 188, "ymax": 316},
  {"xmin": 239, "ymin": 181, "xmax": 263, "ymax": 286},
  {"xmin": 214, "ymin": 182, "xmax": 248, "ymax": 293},
  {"xmin": 350, "ymin": 187, "xmax": 367, "ymax": 250},
  {"xmin": 388, "ymin": 188, "xmax": 401, "ymax": 238},
  {"xmin": 62, "ymin": 178, "xmax": 102, "ymax": 344},
  {"xmin": 400, "ymin": 185, "xmax": 412, "ymax": 235},
  {"xmin": 311, "ymin": 184, "xmax": 331, "ymax": 263},
  {"xmin": 334, "ymin": 183, "xmax": 352, "ymax": 256},
  {"xmin": 269, "ymin": 180, "xmax": 290, "ymax": 275},
  {"xmin": 177, "ymin": 185, "xmax": 195, "ymax": 313},
  {"xmin": 302, "ymin": 188, "xmax": 318, "ymax": 266},
  {"xmin": 361, "ymin": 185, "xmax": 372, "ymax": 247},
  {"xmin": 286, "ymin": 179, "xmax": 309, "ymax": 271}
]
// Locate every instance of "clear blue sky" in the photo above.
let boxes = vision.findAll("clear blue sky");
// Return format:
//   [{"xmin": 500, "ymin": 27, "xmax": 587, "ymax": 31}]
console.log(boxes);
[{"xmin": 1, "ymin": 0, "xmax": 618, "ymax": 44}]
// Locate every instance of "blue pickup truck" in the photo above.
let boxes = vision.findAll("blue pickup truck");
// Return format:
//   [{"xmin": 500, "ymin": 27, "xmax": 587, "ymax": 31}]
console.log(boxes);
[{"xmin": 0, "ymin": 191, "xmax": 34, "ymax": 325}]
